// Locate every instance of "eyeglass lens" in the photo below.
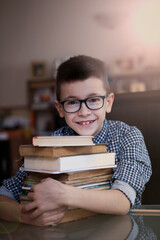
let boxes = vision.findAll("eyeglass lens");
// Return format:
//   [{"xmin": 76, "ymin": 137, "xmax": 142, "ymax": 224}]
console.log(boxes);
[{"xmin": 63, "ymin": 96, "xmax": 105, "ymax": 113}]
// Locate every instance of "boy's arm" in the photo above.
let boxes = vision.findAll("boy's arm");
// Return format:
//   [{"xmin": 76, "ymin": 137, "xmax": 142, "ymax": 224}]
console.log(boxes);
[
  {"xmin": 0, "ymin": 195, "xmax": 66, "ymax": 226},
  {"xmin": 24, "ymin": 178, "xmax": 130, "ymax": 219},
  {"xmin": 66, "ymin": 184, "xmax": 130, "ymax": 214},
  {"xmin": 0, "ymin": 171, "xmax": 66, "ymax": 226},
  {"xmin": 0, "ymin": 195, "xmax": 21, "ymax": 222}
]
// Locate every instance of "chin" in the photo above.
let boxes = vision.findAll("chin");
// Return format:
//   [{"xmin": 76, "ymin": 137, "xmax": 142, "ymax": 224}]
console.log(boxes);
[
  {"xmin": 75, "ymin": 129, "xmax": 95, "ymax": 136},
  {"xmin": 72, "ymin": 123, "xmax": 99, "ymax": 136}
]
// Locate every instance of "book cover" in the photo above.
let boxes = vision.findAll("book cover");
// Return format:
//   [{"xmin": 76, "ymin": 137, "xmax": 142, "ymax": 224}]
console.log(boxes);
[
  {"xmin": 65, "ymin": 174, "xmax": 112, "ymax": 186},
  {"xmin": 23, "ymin": 168, "xmax": 113, "ymax": 182},
  {"xmin": 32, "ymin": 135, "xmax": 95, "ymax": 147},
  {"xmin": 20, "ymin": 165, "xmax": 117, "ymax": 174},
  {"xmin": 19, "ymin": 144, "xmax": 107, "ymax": 158},
  {"xmin": 60, "ymin": 208, "xmax": 98, "ymax": 223},
  {"xmin": 24, "ymin": 152, "xmax": 115, "ymax": 172},
  {"xmin": 60, "ymin": 167, "xmax": 112, "ymax": 181},
  {"xmin": 22, "ymin": 170, "xmax": 113, "ymax": 189}
]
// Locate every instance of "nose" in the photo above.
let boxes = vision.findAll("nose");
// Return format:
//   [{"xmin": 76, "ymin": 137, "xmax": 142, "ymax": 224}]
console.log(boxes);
[{"xmin": 78, "ymin": 102, "xmax": 91, "ymax": 115}]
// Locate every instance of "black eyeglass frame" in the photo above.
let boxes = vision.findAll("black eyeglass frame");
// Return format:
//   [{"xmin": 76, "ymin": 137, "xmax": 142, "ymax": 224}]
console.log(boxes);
[{"xmin": 59, "ymin": 95, "xmax": 107, "ymax": 113}]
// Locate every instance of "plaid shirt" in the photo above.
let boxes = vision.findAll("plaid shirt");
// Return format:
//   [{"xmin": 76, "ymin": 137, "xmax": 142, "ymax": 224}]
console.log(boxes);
[
  {"xmin": 127, "ymin": 215, "xmax": 158, "ymax": 240},
  {"xmin": 0, "ymin": 119, "xmax": 152, "ymax": 207}
]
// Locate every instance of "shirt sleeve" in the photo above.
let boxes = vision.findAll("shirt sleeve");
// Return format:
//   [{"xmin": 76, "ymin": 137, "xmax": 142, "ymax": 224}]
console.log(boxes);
[
  {"xmin": 111, "ymin": 126, "xmax": 152, "ymax": 207},
  {"xmin": 0, "ymin": 168, "xmax": 26, "ymax": 202},
  {"xmin": 0, "ymin": 185, "xmax": 17, "ymax": 200},
  {"xmin": 111, "ymin": 180, "xmax": 136, "ymax": 207}
]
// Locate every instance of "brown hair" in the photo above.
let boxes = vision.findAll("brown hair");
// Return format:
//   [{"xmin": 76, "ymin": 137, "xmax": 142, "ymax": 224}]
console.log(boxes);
[{"xmin": 56, "ymin": 55, "xmax": 110, "ymax": 101}]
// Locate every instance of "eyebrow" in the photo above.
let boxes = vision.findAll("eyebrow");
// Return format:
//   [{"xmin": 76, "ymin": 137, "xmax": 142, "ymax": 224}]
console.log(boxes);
[{"xmin": 63, "ymin": 93, "xmax": 101, "ymax": 100}]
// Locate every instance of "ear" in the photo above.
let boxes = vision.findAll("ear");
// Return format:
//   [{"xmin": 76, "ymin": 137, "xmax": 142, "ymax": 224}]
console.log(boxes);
[
  {"xmin": 105, "ymin": 93, "xmax": 114, "ymax": 113},
  {"xmin": 54, "ymin": 100, "xmax": 65, "ymax": 118}
]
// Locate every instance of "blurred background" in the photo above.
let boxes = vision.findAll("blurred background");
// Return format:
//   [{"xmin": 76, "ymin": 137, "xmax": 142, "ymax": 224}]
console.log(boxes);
[{"xmin": 0, "ymin": 0, "xmax": 160, "ymax": 204}]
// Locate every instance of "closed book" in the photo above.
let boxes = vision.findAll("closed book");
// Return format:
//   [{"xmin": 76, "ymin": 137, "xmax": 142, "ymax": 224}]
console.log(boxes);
[
  {"xmin": 23, "ymin": 168, "xmax": 113, "ymax": 182},
  {"xmin": 60, "ymin": 209, "xmax": 98, "ymax": 223},
  {"xmin": 59, "ymin": 167, "xmax": 112, "ymax": 181},
  {"xmin": 32, "ymin": 135, "xmax": 95, "ymax": 147},
  {"xmin": 19, "ymin": 144, "xmax": 107, "ymax": 158},
  {"xmin": 24, "ymin": 152, "xmax": 115, "ymax": 172},
  {"xmin": 22, "ymin": 170, "xmax": 113, "ymax": 188},
  {"xmin": 65, "ymin": 174, "xmax": 112, "ymax": 186}
]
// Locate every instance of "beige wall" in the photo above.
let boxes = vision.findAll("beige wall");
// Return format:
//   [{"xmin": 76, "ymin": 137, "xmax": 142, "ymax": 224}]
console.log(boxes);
[{"xmin": 1, "ymin": 0, "xmax": 160, "ymax": 107}]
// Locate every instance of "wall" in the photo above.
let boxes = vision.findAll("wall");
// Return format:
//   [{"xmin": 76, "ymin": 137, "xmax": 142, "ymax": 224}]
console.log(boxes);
[
  {"xmin": 108, "ymin": 90, "xmax": 160, "ymax": 204},
  {"xmin": 1, "ymin": 0, "xmax": 160, "ymax": 107}
]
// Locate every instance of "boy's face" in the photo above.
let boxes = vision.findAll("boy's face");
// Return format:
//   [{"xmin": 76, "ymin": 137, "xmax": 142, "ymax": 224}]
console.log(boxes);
[{"xmin": 55, "ymin": 77, "xmax": 114, "ymax": 137}]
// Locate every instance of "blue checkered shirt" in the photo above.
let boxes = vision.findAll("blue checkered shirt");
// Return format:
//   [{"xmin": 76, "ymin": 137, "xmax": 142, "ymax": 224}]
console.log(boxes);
[{"xmin": 0, "ymin": 119, "xmax": 152, "ymax": 208}]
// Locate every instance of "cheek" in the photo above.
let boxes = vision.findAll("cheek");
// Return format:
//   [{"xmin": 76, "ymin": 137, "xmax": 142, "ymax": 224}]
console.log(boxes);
[
  {"xmin": 97, "ymin": 108, "xmax": 107, "ymax": 118},
  {"xmin": 64, "ymin": 113, "xmax": 74, "ymax": 123}
]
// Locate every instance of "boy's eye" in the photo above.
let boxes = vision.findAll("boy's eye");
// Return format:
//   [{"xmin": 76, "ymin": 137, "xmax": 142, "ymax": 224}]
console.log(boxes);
[
  {"xmin": 88, "ymin": 97, "xmax": 101, "ymax": 103},
  {"xmin": 66, "ymin": 100, "xmax": 79, "ymax": 106}
]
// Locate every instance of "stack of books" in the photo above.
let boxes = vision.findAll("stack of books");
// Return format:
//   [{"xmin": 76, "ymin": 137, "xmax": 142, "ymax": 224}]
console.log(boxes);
[{"xmin": 19, "ymin": 135, "xmax": 116, "ymax": 223}]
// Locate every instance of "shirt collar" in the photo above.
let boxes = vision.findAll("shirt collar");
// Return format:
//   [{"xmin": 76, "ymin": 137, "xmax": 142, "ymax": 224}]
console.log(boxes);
[{"xmin": 93, "ymin": 119, "xmax": 109, "ymax": 144}]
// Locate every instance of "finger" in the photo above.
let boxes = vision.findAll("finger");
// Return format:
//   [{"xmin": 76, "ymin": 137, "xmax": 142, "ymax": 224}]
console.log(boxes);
[
  {"xmin": 27, "ymin": 192, "xmax": 34, "ymax": 200},
  {"xmin": 30, "ymin": 205, "xmax": 67, "ymax": 220},
  {"xmin": 29, "ymin": 206, "xmax": 44, "ymax": 218},
  {"xmin": 41, "ymin": 178, "xmax": 47, "ymax": 183},
  {"xmin": 53, "ymin": 211, "xmax": 66, "ymax": 223},
  {"xmin": 20, "ymin": 204, "xmax": 27, "ymax": 213},
  {"xmin": 41, "ymin": 207, "xmax": 67, "ymax": 217},
  {"xmin": 23, "ymin": 201, "xmax": 37, "ymax": 212},
  {"xmin": 51, "ymin": 206, "xmax": 67, "ymax": 215},
  {"xmin": 42, "ymin": 211, "xmax": 66, "ymax": 226}
]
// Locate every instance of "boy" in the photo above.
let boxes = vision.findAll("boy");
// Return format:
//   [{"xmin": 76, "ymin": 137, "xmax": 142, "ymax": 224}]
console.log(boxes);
[{"xmin": 0, "ymin": 55, "xmax": 152, "ymax": 226}]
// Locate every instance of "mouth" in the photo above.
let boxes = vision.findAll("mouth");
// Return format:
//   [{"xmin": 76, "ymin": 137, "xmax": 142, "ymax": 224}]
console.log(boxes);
[{"xmin": 77, "ymin": 120, "xmax": 95, "ymax": 126}]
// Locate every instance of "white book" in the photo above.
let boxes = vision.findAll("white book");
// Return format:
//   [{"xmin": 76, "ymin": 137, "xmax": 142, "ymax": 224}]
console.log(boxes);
[{"xmin": 24, "ymin": 152, "xmax": 115, "ymax": 172}]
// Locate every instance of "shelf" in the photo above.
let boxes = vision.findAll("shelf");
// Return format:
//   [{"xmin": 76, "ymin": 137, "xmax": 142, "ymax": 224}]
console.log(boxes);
[
  {"xmin": 109, "ymin": 70, "xmax": 160, "ymax": 94},
  {"xmin": 0, "ymin": 129, "xmax": 31, "ymax": 177},
  {"xmin": 114, "ymin": 89, "xmax": 160, "ymax": 103},
  {"xmin": 28, "ymin": 79, "xmax": 56, "ymax": 88},
  {"xmin": 110, "ymin": 70, "xmax": 160, "ymax": 78},
  {"xmin": 31, "ymin": 104, "xmax": 54, "ymax": 111},
  {"xmin": 28, "ymin": 79, "xmax": 56, "ymax": 135}
]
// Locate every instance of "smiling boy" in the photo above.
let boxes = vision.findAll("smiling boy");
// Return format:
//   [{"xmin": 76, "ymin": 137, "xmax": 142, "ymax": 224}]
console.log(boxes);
[
  {"xmin": 55, "ymin": 77, "xmax": 112, "ymax": 137},
  {"xmin": 0, "ymin": 55, "xmax": 152, "ymax": 226}
]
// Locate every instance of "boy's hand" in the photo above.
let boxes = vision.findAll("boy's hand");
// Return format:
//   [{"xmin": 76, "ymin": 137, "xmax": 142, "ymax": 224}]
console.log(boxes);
[
  {"xmin": 10, "ymin": 222, "xmax": 67, "ymax": 239},
  {"xmin": 20, "ymin": 204, "xmax": 67, "ymax": 226},
  {"xmin": 23, "ymin": 178, "xmax": 67, "ymax": 218}
]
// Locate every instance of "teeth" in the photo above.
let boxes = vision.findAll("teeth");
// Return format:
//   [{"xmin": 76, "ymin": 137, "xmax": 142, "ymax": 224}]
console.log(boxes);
[
  {"xmin": 78, "ymin": 120, "xmax": 95, "ymax": 125},
  {"xmin": 81, "ymin": 121, "xmax": 91, "ymax": 125}
]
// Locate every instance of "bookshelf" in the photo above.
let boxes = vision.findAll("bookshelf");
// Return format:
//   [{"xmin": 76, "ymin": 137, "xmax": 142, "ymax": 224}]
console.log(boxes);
[
  {"xmin": 27, "ymin": 79, "xmax": 57, "ymax": 136},
  {"xmin": 0, "ymin": 129, "xmax": 31, "ymax": 182},
  {"xmin": 109, "ymin": 70, "xmax": 160, "ymax": 94}
]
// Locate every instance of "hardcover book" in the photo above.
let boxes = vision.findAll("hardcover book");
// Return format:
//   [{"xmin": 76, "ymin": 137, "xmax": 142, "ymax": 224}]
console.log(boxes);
[
  {"xmin": 19, "ymin": 144, "xmax": 107, "ymax": 158},
  {"xmin": 23, "ymin": 152, "xmax": 115, "ymax": 172},
  {"xmin": 32, "ymin": 135, "xmax": 95, "ymax": 147}
]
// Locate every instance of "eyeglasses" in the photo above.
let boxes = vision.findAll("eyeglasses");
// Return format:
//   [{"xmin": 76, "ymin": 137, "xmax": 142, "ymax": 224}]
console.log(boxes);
[{"xmin": 59, "ymin": 96, "xmax": 106, "ymax": 113}]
